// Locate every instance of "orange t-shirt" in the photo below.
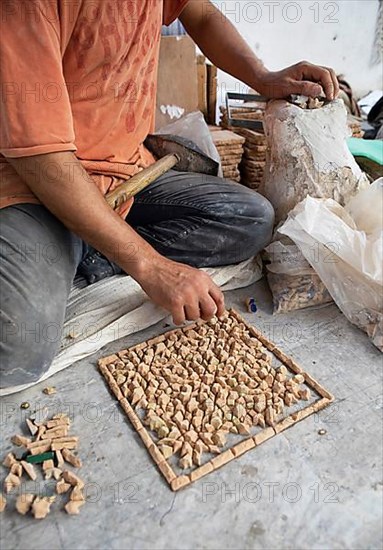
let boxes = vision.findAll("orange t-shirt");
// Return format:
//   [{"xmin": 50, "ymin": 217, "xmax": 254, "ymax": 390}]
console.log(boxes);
[{"xmin": 0, "ymin": 0, "xmax": 189, "ymax": 208}]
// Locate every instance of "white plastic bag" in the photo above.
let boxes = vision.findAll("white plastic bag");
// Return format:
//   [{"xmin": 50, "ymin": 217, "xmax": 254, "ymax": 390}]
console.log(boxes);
[
  {"xmin": 155, "ymin": 111, "xmax": 223, "ymax": 176},
  {"xmin": 279, "ymin": 180, "xmax": 383, "ymax": 351},
  {"xmin": 345, "ymin": 178, "xmax": 383, "ymax": 234}
]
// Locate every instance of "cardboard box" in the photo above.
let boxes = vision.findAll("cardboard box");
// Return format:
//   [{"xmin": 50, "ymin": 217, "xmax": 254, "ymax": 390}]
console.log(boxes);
[{"xmin": 155, "ymin": 36, "xmax": 199, "ymax": 130}]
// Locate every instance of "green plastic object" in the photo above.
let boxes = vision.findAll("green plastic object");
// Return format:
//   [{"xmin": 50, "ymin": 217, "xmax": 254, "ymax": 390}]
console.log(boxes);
[
  {"xmin": 26, "ymin": 451, "xmax": 55, "ymax": 464},
  {"xmin": 347, "ymin": 138, "xmax": 383, "ymax": 166}
]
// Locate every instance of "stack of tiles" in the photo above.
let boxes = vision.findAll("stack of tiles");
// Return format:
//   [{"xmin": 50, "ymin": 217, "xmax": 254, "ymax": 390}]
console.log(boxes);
[
  {"xmin": 236, "ymin": 128, "xmax": 268, "ymax": 190},
  {"xmin": 219, "ymin": 105, "xmax": 268, "ymax": 190},
  {"xmin": 210, "ymin": 129, "xmax": 245, "ymax": 182}
]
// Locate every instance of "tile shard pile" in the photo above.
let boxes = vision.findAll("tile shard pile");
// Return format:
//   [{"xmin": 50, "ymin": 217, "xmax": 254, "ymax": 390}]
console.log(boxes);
[
  {"xmin": 1, "ymin": 414, "xmax": 85, "ymax": 518},
  {"xmin": 99, "ymin": 309, "xmax": 333, "ymax": 491}
]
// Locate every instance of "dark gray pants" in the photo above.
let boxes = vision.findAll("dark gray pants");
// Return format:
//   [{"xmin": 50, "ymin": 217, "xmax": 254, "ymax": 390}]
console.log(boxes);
[{"xmin": 0, "ymin": 170, "xmax": 274, "ymax": 387}]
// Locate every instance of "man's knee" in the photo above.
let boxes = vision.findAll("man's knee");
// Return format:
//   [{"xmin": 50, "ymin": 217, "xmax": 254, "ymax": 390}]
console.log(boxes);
[
  {"xmin": 227, "ymin": 188, "xmax": 274, "ymax": 259},
  {"xmin": 248, "ymin": 192, "xmax": 275, "ymax": 251},
  {"xmin": 0, "ymin": 308, "xmax": 59, "ymax": 388}
]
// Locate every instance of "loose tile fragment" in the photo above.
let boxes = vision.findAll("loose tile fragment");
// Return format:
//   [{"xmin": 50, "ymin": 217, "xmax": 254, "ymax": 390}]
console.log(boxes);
[
  {"xmin": 32, "ymin": 496, "xmax": 55, "ymax": 519},
  {"xmin": 55, "ymin": 450, "xmax": 64, "ymax": 468},
  {"xmin": 42, "ymin": 459, "xmax": 54, "ymax": 472},
  {"xmin": 16, "ymin": 493, "xmax": 35, "ymax": 515},
  {"xmin": 70, "ymin": 486, "xmax": 85, "ymax": 501},
  {"xmin": 56, "ymin": 478, "xmax": 71, "ymax": 494},
  {"xmin": 62, "ymin": 449, "xmax": 82, "ymax": 468},
  {"xmin": 51, "ymin": 437, "xmax": 78, "ymax": 451},
  {"xmin": 62, "ymin": 470, "xmax": 84, "ymax": 489},
  {"xmin": 43, "ymin": 386, "xmax": 57, "ymax": 395},
  {"xmin": 26, "ymin": 418, "xmax": 38, "ymax": 436},
  {"xmin": 4, "ymin": 473, "xmax": 21, "ymax": 493},
  {"xmin": 3, "ymin": 453, "xmax": 17, "ymax": 468},
  {"xmin": 65, "ymin": 500, "xmax": 85, "ymax": 515},
  {"xmin": 11, "ymin": 434, "xmax": 31, "ymax": 447},
  {"xmin": 10, "ymin": 462, "xmax": 23, "ymax": 477},
  {"xmin": 52, "ymin": 468, "xmax": 63, "ymax": 480}
]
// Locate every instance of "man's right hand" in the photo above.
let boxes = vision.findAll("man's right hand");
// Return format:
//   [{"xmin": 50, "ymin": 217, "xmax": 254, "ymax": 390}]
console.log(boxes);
[
  {"xmin": 8, "ymin": 151, "xmax": 225, "ymax": 326},
  {"xmin": 135, "ymin": 255, "xmax": 226, "ymax": 325}
]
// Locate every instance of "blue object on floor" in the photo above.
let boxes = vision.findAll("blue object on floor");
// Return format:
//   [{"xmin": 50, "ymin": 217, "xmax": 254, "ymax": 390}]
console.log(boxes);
[{"xmin": 246, "ymin": 298, "xmax": 258, "ymax": 313}]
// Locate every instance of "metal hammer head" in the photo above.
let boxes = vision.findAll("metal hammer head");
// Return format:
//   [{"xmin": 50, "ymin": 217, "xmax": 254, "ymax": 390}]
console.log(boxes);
[{"xmin": 144, "ymin": 134, "xmax": 219, "ymax": 176}]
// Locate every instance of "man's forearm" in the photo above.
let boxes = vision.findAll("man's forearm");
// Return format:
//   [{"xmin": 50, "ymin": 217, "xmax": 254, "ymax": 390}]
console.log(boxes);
[
  {"xmin": 7, "ymin": 151, "xmax": 226, "ymax": 324},
  {"xmin": 180, "ymin": 2, "xmax": 266, "ymax": 92},
  {"xmin": 180, "ymin": 1, "xmax": 338, "ymax": 100},
  {"xmin": 8, "ymin": 152, "xmax": 157, "ymax": 279}
]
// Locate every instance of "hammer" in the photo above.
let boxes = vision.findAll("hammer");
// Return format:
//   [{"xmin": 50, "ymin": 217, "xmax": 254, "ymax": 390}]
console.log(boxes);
[
  {"xmin": 105, "ymin": 134, "xmax": 219, "ymax": 210},
  {"xmin": 106, "ymin": 153, "xmax": 179, "ymax": 210}
]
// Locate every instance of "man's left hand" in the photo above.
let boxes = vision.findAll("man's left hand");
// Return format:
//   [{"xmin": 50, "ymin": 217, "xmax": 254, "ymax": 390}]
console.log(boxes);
[{"xmin": 255, "ymin": 61, "xmax": 340, "ymax": 101}]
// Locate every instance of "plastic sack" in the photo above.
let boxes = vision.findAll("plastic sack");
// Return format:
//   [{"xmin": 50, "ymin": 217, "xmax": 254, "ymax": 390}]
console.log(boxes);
[
  {"xmin": 345, "ymin": 178, "xmax": 383, "ymax": 234},
  {"xmin": 279, "ymin": 180, "xmax": 383, "ymax": 351},
  {"xmin": 264, "ymin": 233, "xmax": 332, "ymax": 313},
  {"xmin": 260, "ymin": 99, "xmax": 369, "ymax": 224},
  {"xmin": 155, "ymin": 111, "xmax": 223, "ymax": 176}
]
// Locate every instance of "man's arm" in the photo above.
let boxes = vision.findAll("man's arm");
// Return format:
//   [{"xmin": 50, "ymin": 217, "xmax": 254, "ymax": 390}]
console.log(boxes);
[
  {"xmin": 1, "ymin": 0, "xmax": 224, "ymax": 325},
  {"xmin": 179, "ymin": 1, "xmax": 339, "ymax": 100},
  {"xmin": 8, "ymin": 153, "xmax": 225, "ymax": 325}
]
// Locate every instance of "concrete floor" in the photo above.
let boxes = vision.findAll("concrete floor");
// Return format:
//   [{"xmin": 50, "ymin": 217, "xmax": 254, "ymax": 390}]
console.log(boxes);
[{"xmin": 1, "ymin": 279, "xmax": 382, "ymax": 550}]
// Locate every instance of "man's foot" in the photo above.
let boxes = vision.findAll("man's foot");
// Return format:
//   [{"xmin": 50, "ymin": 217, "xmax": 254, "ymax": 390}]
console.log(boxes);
[{"xmin": 77, "ymin": 248, "xmax": 123, "ymax": 284}]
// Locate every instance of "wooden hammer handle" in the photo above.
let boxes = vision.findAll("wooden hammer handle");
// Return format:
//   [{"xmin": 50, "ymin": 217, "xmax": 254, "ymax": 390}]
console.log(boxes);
[{"xmin": 105, "ymin": 153, "xmax": 179, "ymax": 210}]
